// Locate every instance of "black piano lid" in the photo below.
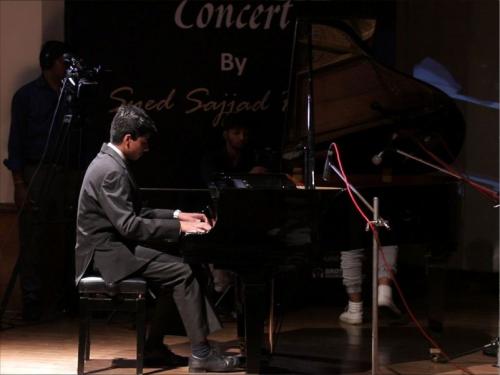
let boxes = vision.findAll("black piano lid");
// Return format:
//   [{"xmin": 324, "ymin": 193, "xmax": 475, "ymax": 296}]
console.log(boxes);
[{"xmin": 282, "ymin": 17, "xmax": 466, "ymax": 176}]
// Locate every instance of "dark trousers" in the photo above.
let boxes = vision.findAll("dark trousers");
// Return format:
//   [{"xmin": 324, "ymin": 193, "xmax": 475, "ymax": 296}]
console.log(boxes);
[
  {"xmin": 19, "ymin": 163, "xmax": 79, "ymax": 316},
  {"xmin": 133, "ymin": 247, "xmax": 222, "ymax": 345}
]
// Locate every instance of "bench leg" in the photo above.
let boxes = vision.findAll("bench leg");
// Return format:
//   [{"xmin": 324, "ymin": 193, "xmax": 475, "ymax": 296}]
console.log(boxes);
[
  {"xmin": 78, "ymin": 298, "xmax": 89, "ymax": 375},
  {"xmin": 85, "ymin": 322, "xmax": 90, "ymax": 360},
  {"xmin": 136, "ymin": 297, "xmax": 146, "ymax": 375}
]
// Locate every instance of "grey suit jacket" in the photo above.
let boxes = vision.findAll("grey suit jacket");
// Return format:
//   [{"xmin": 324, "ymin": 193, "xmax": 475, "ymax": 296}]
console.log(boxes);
[{"xmin": 75, "ymin": 143, "xmax": 181, "ymax": 284}]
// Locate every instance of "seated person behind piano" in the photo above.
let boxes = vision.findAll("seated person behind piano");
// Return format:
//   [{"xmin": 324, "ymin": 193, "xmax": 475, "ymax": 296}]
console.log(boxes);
[
  {"xmin": 201, "ymin": 113, "xmax": 268, "ymax": 185},
  {"xmin": 200, "ymin": 113, "xmax": 268, "ymax": 294},
  {"xmin": 75, "ymin": 105, "xmax": 240, "ymax": 372}
]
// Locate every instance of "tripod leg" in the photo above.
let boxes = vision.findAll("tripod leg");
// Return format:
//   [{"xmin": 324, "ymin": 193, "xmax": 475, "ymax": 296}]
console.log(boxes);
[{"xmin": 0, "ymin": 257, "xmax": 20, "ymax": 325}]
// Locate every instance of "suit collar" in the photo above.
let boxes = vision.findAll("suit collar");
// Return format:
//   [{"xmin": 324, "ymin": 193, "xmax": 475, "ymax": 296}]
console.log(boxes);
[
  {"xmin": 100, "ymin": 143, "xmax": 127, "ymax": 169},
  {"xmin": 107, "ymin": 142, "xmax": 125, "ymax": 160},
  {"xmin": 99, "ymin": 143, "xmax": 138, "ymax": 189}
]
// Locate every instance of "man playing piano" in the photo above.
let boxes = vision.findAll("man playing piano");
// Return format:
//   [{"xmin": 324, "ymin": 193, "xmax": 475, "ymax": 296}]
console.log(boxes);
[{"xmin": 75, "ymin": 105, "xmax": 240, "ymax": 372}]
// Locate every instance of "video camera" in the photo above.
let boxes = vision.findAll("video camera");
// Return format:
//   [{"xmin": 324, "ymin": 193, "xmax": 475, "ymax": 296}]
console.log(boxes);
[{"xmin": 63, "ymin": 53, "xmax": 100, "ymax": 98}]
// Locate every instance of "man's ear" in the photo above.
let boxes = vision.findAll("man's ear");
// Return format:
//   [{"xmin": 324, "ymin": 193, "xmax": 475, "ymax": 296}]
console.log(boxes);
[{"xmin": 122, "ymin": 134, "xmax": 132, "ymax": 144}]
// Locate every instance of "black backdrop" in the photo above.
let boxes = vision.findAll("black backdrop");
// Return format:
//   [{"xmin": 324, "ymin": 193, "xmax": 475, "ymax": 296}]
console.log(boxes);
[
  {"xmin": 65, "ymin": 0, "xmax": 296, "ymax": 187},
  {"xmin": 65, "ymin": 0, "xmax": 395, "ymax": 188}
]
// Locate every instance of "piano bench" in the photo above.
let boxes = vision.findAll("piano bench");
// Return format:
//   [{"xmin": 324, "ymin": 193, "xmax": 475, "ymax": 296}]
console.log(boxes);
[{"xmin": 77, "ymin": 276, "xmax": 147, "ymax": 375}]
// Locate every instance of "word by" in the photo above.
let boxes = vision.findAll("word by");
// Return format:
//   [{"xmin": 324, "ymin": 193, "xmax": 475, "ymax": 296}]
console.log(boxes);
[{"xmin": 221, "ymin": 53, "xmax": 247, "ymax": 76}]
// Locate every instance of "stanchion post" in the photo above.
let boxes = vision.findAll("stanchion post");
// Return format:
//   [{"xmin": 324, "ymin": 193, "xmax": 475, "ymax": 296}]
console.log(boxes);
[{"xmin": 371, "ymin": 197, "xmax": 379, "ymax": 375}]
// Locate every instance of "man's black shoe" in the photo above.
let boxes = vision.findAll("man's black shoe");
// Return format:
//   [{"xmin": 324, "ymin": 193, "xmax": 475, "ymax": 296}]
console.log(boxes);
[
  {"xmin": 188, "ymin": 349, "xmax": 241, "ymax": 373},
  {"xmin": 144, "ymin": 344, "xmax": 188, "ymax": 367},
  {"xmin": 483, "ymin": 337, "xmax": 499, "ymax": 357}
]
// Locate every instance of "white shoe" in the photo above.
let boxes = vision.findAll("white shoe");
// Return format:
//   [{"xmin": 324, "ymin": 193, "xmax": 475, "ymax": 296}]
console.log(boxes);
[
  {"xmin": 378, "ymin": 299, "xmax": 402, "ymax": 318},
  {"xmin": 339, "ymin": 309, "xmax": 363, "ymax": 325},
  {"xmin": 378, "ymin": 285, "xmax": 402, "ymax": 317}
]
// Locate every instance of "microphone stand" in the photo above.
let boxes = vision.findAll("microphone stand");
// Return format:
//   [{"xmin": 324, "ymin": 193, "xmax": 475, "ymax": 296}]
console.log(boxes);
[
  {"xmin": 391, "ymin": 147, "xmax": 500, "ymax": 366},
  {"xmin": 327, "ymin": 145, "xmax": 498, "ymax": 369},
  {"xmin": 325, "ymin": 159, "xmax": 389, "ymax": 375},
  {"xmin": 325, "ymin": 160, "xmax": 390, "ymax": 229},
  {"xmin": 304, "ymin": 19, "xmax": 316, "ymax": 190},
  {"xmin": 394, "ymin": 149, "xmax": 462, "ymax": 180},
  {"xmin": 371, "ymin": 197, "xmax": 381, "ymax": 375}
]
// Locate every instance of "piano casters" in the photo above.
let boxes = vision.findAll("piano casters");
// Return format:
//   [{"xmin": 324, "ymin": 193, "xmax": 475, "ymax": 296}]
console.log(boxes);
[{"xmin": 428, "ymin": 337, "xmax": 500, "ymax": 365}]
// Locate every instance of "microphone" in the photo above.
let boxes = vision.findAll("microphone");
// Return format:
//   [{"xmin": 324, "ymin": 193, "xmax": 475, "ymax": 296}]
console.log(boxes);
[
  {"xmin": 371, "ymin": 132, "xmax": 399, "ymax": 166},
  {"xmin": 371, "ymin": 151, "xmax": 385, "ymax": 166},
  {"xmin": 322, "ymin": 146, "xmax": 334, "ymax": 181}
]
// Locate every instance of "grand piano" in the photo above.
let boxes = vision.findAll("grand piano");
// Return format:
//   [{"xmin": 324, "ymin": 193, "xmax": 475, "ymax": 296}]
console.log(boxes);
[
  {"xmin": 143, "ymin": 17, "xmax": 466, "ymax": 374},
  {"xmin": 283, "ymin": 18, "xmax": 465, "ymax": 298}
]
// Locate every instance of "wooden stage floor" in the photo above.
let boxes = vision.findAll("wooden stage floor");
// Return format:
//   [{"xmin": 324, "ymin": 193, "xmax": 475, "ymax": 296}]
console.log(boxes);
[{"xmin": 1, "ymin": 282, "xmax": 498, "ymax": 375}]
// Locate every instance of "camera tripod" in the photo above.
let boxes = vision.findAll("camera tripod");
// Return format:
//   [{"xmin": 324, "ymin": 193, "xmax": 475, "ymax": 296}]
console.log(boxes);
[{"xmin": 0, "ymin": 67, "xmax": 94, "ymax": 328}]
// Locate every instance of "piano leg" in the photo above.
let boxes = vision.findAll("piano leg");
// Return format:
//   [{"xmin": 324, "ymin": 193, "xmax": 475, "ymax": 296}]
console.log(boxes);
[
  {"xmin": 241, "ymin": 274, "xmax": 267, "ymax": 374},
  {"xmin": 235, "ymin": 276, "xmax": 246, "ymax": 353},
  {"xmin": 426, "ymin": 247, "xmax": 452, "ymax": 332}
]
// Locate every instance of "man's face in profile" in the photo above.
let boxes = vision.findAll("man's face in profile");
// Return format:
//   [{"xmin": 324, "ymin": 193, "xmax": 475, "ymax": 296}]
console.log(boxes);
[
  {"xmin": 224, "ymin": 127, "xmax": 248, "ymax": 151},
  {"xmin": 123, "ymin": 135, "xmax": 150, "ymax": 161}
]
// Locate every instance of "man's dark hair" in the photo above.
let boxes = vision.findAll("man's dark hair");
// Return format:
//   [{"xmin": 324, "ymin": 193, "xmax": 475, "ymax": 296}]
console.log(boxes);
[
  {"xmin": 110, "ymin": 105, "xmax": 158, "ymax": 144},
  {"xmin": 39, "ymin": 40, "xmax": 70, "ymax": 70},
  {"xmin": 221, "ymin": 113, "xmax": 250, "ymax": 131}
]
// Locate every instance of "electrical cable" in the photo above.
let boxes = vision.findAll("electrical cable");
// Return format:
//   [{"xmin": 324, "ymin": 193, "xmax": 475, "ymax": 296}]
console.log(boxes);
[
  {"xmin": 432, "ymin": 135, "xmax": 495, "ymax": 200},
  {"xmin": 331, "ymin": 142, "xmax": 476, "ymax": 375},
  {"xmin": 413, "ymin": 139, "xmax": 499, "ymax": 203}
]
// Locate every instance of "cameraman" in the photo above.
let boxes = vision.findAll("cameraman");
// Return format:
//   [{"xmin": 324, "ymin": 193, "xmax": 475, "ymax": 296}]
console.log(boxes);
[{"xmin": 3, "ymin": 40, "xmax": 77, "ymax": 321}]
